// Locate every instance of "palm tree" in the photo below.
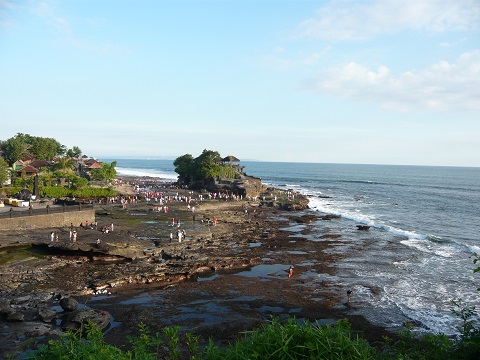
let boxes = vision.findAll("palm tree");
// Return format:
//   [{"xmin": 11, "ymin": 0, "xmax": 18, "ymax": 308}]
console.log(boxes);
[{"xmin": 57, "ymin": 157, "xmax": 74, "ymax": 173}]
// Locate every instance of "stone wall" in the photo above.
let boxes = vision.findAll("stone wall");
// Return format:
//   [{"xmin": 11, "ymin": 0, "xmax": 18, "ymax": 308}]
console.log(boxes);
[
  {"xmin": 240, "ymin": 177, "xmax": 267, "ymax": 197},
  {"xmin": 0, "ymin": 209, "xmax": 95, "ymax": 231},
  {"xmin": 212, "ymin": 176, "xmax": 266, "ymax": 197}
]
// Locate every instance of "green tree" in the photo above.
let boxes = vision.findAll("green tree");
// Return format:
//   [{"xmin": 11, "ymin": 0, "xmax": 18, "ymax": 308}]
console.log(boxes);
[
  {"xmin": 56, "ymin": 157, "xmax": 75, "ymax": 173},
  {"xmin": 3, "ymin": 134, "xmax": 29, "ymax": 165},
  {"xmin": 91, "ymin": 161, "xmax": 117, "ymax": 184},
  {"xmin": 66, "ymin": 146, "xmax": 82, "ymax": 158},
  {"xmin": 40, "ymin": 172, "xmax": 53, "ymax": 187},
  {"xmin": 173, "ymin": 154, "xmax": 193, "ymax": 181},
  {"xmin": 3, "ymin": 133, "xmax": 66, "ymax": 164},
  {"xmin": 29, "ymin": 136, "xmax": 64, "ymax": 160},
  {"xmin": 0, "ymin": 157, "xmax": 10, "ymax": 185},
  {"xmin": 194, "ymin": 149, "xmax": 221, "ymax": 180},
  {"xmin": 174, "ymin": 150, "xmax": 239, "ymax": 187}
]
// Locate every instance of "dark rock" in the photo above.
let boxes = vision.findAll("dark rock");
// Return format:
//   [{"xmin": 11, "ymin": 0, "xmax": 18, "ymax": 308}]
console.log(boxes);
[
  {"xmin": 59, "ymin": 297, "xmax": 78, "ymax": 312},
  {"xmin": 26, "ymin": 323, "xmax": 61, "ymax": 337},
  {"xmin": 61, "ymin": 308, "xmax": 110, "ymax": 332},
  {"xmin": 320, "ymin": 214, "xmax": 341, "ymax": 220},
  {"xmin": 0, "ymin": 299, "xmax": 14, "ymax": 317},
  {"xmin": 7, "ymin": 311, "xmax": 25, "ymax": 322},
  {"xmin": 320, "ymin": 234, "xmax": 342, "ymax": 239},
  {"xmin": 293, "ymin": 214, "xmax": 318, "ymax": 223},
  {"xmin": 14, "ymin": 295, "xmax": 32, "ymax": 303},
  {"xmin": 38, "ymin": 307, "xmax": 57, "ymax": 322},
  {"xmin": 356, "ymin": 225, "xmax": 371, "ymax": 231}
]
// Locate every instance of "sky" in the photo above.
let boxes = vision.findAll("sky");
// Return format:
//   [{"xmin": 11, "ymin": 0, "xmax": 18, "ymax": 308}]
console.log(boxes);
[{"xmin": 1, "ymin": 0, "xmax": 479, "ymax": 166}]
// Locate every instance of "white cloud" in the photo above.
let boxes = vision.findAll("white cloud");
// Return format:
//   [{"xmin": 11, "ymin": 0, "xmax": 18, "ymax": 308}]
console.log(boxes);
[
  {"xmin": 0, "ymin": 0, "xmax": 17, "ymax": 28},
  {"xmin": 265, "ymin": 47, "xmax": 331, "ymax": 70},
  {"xmin": 297, "ymin": 0, "xmax": 480, "ymax": 41},
  {"xmin": 33, "ymin": 0, "xmax": 70, "ymax": 32},
  {"xmin": 308, "ymin": 49, "xmax": 480, "ymax": 112}
]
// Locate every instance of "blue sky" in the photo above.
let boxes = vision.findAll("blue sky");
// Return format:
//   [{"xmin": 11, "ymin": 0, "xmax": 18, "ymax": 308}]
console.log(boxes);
[{"xmin": 1, "ymin": 0, "xmax": 479, "ymax": 166}]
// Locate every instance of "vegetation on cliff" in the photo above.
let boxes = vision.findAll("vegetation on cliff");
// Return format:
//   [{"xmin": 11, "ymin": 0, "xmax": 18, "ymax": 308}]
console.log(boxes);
[{"xmin": 174, "ymin": 149, "xmax": 241, "ymax": 188}]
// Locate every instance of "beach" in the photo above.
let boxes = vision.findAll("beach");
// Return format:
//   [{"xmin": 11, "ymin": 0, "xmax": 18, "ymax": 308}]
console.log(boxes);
[{"xmin": 0, "ymin": 176, "xmax": 391, "ymax": 357}]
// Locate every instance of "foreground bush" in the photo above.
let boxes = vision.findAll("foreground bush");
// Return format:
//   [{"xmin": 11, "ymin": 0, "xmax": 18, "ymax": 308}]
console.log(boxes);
[
  {"xmin": 203, "ymin": 318, "xmax": 374, "ymax": 360},
  {"xmin": 26, "ymin": 315, "xmax": 480, "ymax": 360},
  {"xmin": 29, "ymin": 319, "xmax": 375, "ymax": 360}
]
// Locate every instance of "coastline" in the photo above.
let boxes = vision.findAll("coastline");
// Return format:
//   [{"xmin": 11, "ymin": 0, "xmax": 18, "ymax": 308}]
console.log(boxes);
[{"xmin": 0, "ymin": 176, "xmax": 392, "ymax": 357}]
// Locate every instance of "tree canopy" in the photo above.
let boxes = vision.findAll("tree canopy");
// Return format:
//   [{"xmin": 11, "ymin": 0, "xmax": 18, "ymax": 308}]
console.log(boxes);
[
  {"xmin": 174, "ymin": 149, "xmax": 239, "ymax": 187},
  {"xmin": 1, "ymin": 133, "xmax": 66, "ymax": 164},
  {"xmin": 91, "ymin": 161, "xmax": 117, "ymax": 184},
  {"xmin": 0, "ymin": 133, "xmax": 116, "ymax": 199},
  {"xmin": 0, "ymin": 157, "xmax": 9, "ymax": 185},
  {"xmin": 66, "ymin": 146, "xmax": 82, "ymax": 158}
]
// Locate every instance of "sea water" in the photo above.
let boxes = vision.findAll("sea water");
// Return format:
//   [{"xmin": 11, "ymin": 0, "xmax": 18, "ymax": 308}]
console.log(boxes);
[{"xmin": 102, "ymin": 158, "xmax": 480, "ymax": 335}]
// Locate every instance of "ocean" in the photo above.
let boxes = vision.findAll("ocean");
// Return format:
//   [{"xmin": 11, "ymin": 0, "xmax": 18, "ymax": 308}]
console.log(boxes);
[{"xmin": 102, "ymin": 158, "xmax": 480, "ymax": 335}]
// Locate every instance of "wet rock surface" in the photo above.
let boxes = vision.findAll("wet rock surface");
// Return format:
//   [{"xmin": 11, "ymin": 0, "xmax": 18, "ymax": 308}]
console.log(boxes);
[{"xmin": 0, "ymin": 187, "xmax": 388, "ymax": 358}]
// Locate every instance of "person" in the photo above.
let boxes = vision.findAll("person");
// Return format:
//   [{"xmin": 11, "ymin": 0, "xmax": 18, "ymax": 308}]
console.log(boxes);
[
  {"xmin": 169, "ymin": 232, "xmax": 173, "ymax": 242},
  {"xmin": 213, "ymin": 217, "xmax": 217, "ymax": 226},
  {"xmin": 50, "ymin": 231, "xmax": 55, "ymax": 242},
  {"xmin": 96, "ymin": 238, "xmax": 101, "ymax": 244},
  {"xmin": 288, "ymin": 266, "xmax": 294, "ymax": 279},
  {"xmin": 72, "ymin": 230, "xmax": 77, "ymax": 243},
  {"xmin": 347, "ymin": 289, "xmax": 353, "ymax": 303}
]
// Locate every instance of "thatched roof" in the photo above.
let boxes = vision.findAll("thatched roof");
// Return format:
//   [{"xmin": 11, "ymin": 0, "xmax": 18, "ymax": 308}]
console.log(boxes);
[
  {"xmin": 30, "ymin": 160, "xmax": 51, "ymax": 168},
  {"xmin": 16, "ymin": 165, "xmax": 38, "ymax": 174},
  {"xmin": 87, "ymin": 161, "xmax": 102, "ymax": 169},
  {"xmin": 222, "ymin": 155, "xmax": 240, "ymax": 163},
  {"xmin": 84, "ymin": 158, "xmax": 100, "ymax": 165}
]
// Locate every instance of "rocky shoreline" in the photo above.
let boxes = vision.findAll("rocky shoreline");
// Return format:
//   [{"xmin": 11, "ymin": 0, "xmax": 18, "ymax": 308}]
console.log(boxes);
[{"xmin": 0, "ymin": 178, "xmax": 389, "ymax": 358}]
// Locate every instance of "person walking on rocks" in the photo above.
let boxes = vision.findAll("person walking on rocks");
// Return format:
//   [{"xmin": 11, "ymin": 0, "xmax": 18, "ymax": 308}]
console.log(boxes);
[
  {"xmin": 347, "ymin": 289, "xmax": 353, "ymax": 303},
  {"xmin": 169, "ymin": 232, "xmax": 173, "ymax": 242},
  {"xmin": 288, "ymin": 266, "xmax": 294, "ymax": 279},
  {"xmin": 72, "ymin": 230, "xmax": 77, "ymax": 243}
]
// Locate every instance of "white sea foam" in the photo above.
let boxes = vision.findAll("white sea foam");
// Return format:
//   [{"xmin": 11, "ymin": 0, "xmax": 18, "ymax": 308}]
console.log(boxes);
[
  {"xmin": 308, "ymin": 194, "xmax": 377, "ymax": 226},
  {"xmin": 307, "ymin": 191, "xmax": 474, "ymax": 258},
  {"xmin": 116, "ymin": 167, "xmax": 178, "ymax": 180}
]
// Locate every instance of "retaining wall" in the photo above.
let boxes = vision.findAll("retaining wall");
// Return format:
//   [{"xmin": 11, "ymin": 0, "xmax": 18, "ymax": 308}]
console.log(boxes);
[{"xmin": 0, "ymin": 209, "xmax": 95, "ymax": 231}]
